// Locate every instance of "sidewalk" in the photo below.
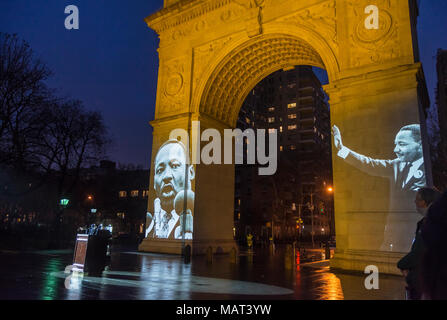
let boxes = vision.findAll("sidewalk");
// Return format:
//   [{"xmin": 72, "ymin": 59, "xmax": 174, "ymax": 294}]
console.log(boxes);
[{"xmin": 0, "ymin": 247, "xmax": 406, "ymax": 300}]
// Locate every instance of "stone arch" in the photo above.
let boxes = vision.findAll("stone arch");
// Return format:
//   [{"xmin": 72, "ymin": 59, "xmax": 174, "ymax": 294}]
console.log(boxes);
[
  {"xmin": 141, "ymin": 0, "xmax": 431, "ymax": 277},
  {"xmin": 198, "ymin": 34, "xmax": 327, "ymax": 127}
]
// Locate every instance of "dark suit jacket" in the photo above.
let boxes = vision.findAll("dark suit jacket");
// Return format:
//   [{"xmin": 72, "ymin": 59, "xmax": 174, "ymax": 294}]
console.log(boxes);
[
  {"xmin": 397, "ymin": 218, "xmax": 426, "ymax": 293},
  {"xmin": 344, "ymin": 150, "xmax": 426, "ymax": 194},
  {"xmin": 340, "ymin": 149, "xmax": 427, "ymax": 252},
  {"xmin": 421, "ymin": 191, "xmax": 447, "ymax": 248},
  {"xmin": 420, "ymin": 191, "xmax": 447, "ymax": 299}
]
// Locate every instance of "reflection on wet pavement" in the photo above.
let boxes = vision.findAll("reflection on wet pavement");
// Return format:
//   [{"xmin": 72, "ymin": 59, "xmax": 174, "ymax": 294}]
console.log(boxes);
[{"xmin": 0, "ymin": 247, "xmax": 406, "ymax": 300}]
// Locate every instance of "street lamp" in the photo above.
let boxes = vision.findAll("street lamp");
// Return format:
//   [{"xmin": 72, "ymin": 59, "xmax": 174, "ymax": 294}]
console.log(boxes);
[
  {"xmin": 325, "ymin": 186, "xmax": 335, "ymax": 240},
  {"xmin": 60, "ymin": 198, "xmax": 70, "ymax": 207}
]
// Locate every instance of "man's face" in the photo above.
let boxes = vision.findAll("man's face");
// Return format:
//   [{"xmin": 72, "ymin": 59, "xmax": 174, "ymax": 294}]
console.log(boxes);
[
  {"xmin": 154, "ymin": 143, "xmax": 188, "ymax": 210},
  {"xmin": 393, "ymin": 130, "xmax": 422, "ymax": 163},
  {"xmin": 414, "ymin": 192, "xmax": 428, "ymax": 216}
]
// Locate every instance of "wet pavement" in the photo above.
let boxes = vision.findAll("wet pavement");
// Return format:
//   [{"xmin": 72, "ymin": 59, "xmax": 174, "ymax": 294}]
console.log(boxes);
[{"xmin": 0, "ymin": 246, "xmax": 406, "ymax": 300}]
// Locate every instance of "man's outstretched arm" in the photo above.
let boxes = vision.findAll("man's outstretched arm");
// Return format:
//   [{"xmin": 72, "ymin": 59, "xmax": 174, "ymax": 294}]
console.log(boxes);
[{"xmin": 332, "ymin": 125, "xmax": 394, "ymax": 178}]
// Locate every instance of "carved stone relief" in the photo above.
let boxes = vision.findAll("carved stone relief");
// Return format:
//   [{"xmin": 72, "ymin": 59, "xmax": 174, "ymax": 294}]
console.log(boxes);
[
  {"xmin": 199, "ymin": 35, "xmax": 324, "ymax": 125},
  {"xmin": 158, "ymin": 59, "xmax": 188, "ymax": 115},
  {"xmin": 347, "ymin": 0, "xmax": 399, "ymax": 67},
  {"xmin": 277, "ymin": 1, "xmax": 338, "ymax": 52}
]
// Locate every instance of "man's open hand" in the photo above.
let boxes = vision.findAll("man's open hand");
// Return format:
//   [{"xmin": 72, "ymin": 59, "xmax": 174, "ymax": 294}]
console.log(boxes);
[{"xmin": 332, "ymin": 125, "xmax": 343, "ymax": 150}]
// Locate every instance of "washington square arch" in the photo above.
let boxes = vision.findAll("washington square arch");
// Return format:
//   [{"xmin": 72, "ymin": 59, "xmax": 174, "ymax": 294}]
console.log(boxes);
[{"xmin": 138, "ymin": 0, "xmax": 433, "ymax": 275}]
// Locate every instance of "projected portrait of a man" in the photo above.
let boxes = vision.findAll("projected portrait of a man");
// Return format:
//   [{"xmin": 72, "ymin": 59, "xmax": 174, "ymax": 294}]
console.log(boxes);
[
  {"xmin": 333, "ymin": 124, "xmax": 426, "ymax": 195},
  {"xmin": 145, "ymin": 139, "xmax": 195, "ymax": 240},
  {"xmin": 332, "ymin": 124, "xmax": 427, "ymax": 251}
]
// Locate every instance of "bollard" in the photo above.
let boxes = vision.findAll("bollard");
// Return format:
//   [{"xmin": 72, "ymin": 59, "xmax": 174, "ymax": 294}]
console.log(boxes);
[
  {"xmin": 292, "ymin": 242, "xmax": 297, "ymax": 267},
  {"xmin": 269, "ymin": 240, "xmax": 275, "ymax": 255},
  {"xmin": 325, "ymin": 241, "xmax": 331, "ymax": 260},
  {"xmin": 230, "ymin": 247, "xmax": 237, "ymax": 264},
  {"xmin": 285, "ymin": 244, "xmax": 293, "ymax": 270},
  {"xmin": 206, "ymin": 246, "xmax": 213, "ymax": 264},
  {"xmin": 183, "ymin": 244, "xmax": 191, "ymax": 264}
]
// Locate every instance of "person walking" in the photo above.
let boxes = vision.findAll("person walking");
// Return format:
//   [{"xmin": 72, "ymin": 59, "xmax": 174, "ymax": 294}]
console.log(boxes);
[
  {"xmin": 420, "ymin": 190, "xmax": 447, "ymax": 299},
  {"xmin": 397, "ymin": 187, "xmax": 440, "ymax": 300}
]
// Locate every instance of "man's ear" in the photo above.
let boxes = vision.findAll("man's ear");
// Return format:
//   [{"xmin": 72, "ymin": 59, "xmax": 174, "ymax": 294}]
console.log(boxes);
[
  {"xmin": 189, "ymin": 165, "xmax": 195, "ymax": 180},
  {"xmin": 418, "ymin": 144, "xmax": 424, "ymax": 156}
]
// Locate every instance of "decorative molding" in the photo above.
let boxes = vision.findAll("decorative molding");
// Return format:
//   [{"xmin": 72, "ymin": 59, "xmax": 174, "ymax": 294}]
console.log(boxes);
[
  {"xmin": 146, "ymin": 0, "xmax": 233, "ymax": 34},
  {"xmin": 347, "ymin": 0, "xmax": 399, "ymax": 67},
  {"xmin": 158, "ymin": 2, "xmax": 245, "ymax": 45},
  {"xmin": 199, "ymin": 35, "xmax": 324, "ymax": 126},
  {"xmin": 193, "ymin": 36, "xmax": 234, "ymax": 100},
  {"xmin": 158, "ymin": 59, "xmax": 189, "ymax": 116},
  {"xmin": 277, "ymin": 1, "xmax": 338, "ymax": 51},
  {"xmin": 234, "ymin": 0, "xmax": 265, "ymax": 37}
]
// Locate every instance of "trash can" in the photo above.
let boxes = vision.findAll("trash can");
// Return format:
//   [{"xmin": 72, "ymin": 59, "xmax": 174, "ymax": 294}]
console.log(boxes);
[{"xmin": 83, "ymin": 230, "xmax": 111, "ymax": 275}]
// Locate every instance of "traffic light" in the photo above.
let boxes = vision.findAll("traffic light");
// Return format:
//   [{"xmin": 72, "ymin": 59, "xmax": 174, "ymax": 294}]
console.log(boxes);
[
  {"xmin": 318, "ymin": 201, "xmax": 325, "ymax": 214},
  {"xmin": 295, "ymin": 218, "xmax": 303, "ymax": 229}
]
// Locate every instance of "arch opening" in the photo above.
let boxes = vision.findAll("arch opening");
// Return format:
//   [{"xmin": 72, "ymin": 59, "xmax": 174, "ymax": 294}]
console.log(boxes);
[
  {"xmin": 198, "ymin": 34, "xmax": 328, "ymax": 127},
  {"xmin": 233, "ymin": 65, "xmax": 334, "ymax": 247}
]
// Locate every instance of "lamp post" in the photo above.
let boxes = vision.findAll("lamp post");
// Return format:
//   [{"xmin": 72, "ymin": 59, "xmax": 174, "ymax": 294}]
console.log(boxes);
[
  {"xmin": 309, "ymin": 192, "xmax": 315, "ymax": 248},
  {"xmin": 86, "ymin": 194, "xmax": 94, "ymax": 225},
  {"xmin": 326, "ymin": 186, "xmax": 335, "ymax": 240}
]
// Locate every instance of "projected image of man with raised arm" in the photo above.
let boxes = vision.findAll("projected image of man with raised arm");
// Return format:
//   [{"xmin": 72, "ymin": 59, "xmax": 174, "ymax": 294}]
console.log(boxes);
[{"xmin": 332, "ymin": 124, "xmax": 427, "ymax": 251}]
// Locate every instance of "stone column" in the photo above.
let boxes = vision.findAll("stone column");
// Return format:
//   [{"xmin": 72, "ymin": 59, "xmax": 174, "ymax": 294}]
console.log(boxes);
[
  {"xmin": 138, "ymin": 113, "xmax": 237, "ymax": 255},
  {"xmin": 326, "ymin": 63, "xmax": 432, "ymax": 275}
]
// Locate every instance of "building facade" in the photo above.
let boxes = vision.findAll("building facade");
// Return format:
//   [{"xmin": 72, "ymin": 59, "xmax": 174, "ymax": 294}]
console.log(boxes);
[
  {"xmin": 435, "ymin": 49, "xmax": 447, "ymax": 190},
  {"xmin": 235, "ymin": 66, "xmax": 333, "ymax": 243},
  {"xmin": 437, "ymin": 49, "xmax": 447, "ymax": 142},
  {"xmin": 78, "ymin": 161, "xmax": 150, "ymax": 240}
]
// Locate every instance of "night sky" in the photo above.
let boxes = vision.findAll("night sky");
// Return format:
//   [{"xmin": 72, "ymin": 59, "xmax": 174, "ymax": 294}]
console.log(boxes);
[{"xmin": 1, "ymin": 0, "xmax": 446, "ymax": 169}]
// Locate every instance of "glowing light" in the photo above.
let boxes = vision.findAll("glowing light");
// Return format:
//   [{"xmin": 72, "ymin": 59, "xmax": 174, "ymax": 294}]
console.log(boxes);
[{"xmin": 50, "ymin": 269, "xmax": 294, "ymax": 296}]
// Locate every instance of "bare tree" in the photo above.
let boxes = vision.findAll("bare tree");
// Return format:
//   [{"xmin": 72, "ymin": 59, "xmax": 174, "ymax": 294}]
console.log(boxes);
[
  {"xmin": 0, "ymin": 33, "xmax": 112, "ymax": 248},
  {"xmin": 1, "ymin": 33, "xmax": 110, "ymax": 196},
  {"xmin": 37, "ymin": 99, "xmax": 110, "ymax": 198},
  {"xmin": 0, "ymin": 33, "xmax": 53, "ymax": 171}
]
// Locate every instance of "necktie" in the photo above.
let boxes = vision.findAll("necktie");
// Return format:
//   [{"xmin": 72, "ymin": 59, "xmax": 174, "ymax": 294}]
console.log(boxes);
[{"xmin": 400, "ymin": 162, "xmax": 411, "ymax": 189}]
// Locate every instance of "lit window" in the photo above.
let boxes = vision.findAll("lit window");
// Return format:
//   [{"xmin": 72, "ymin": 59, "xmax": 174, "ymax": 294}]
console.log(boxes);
[
  {"xmin": 287, "ymin": 102, "xmax": 297, "ymax": 109},
  {"xmin": 280, "ymin": 126, "xmax": 283, "ymax": 133},
  {"xmin": 288, "ymin": 124, "xmax": 297, "ymax": 130},
  {"xmin": 290, "ymin": 145, "xmax": 297, "ymax": 150},
  {"xmin": 117, "ymin": 212, "xmax": 125, "ymax": 219},
  {"xmin": 142, "ymin": 190, "xmax": 149, "ymax": 197},
  {"xmin": 288, "ymin": 114, "xmax": 297, "ymax": 119},
  {"xmin": 119, "ymin": 191, "xmax": 127, "ymax": 198},
  {"xmin": 131, "ymin": 190, "xmax": 139, "ymax": 197},
  {"xmin": 268, "ymin": 107, "xmax": 275, "ymax": 112},
  {"xmin": 268, "ymin": 117, "xmax": 275, "ymax": 123},
  {"xmin": 268, "ymin": 128, "xmax": 276, "ymax": 134},
  {"xmin": 288, "ymin": 83, "xmax": 296, "ymax": 89},
  {"xmin": 280, "ymin": 146, "xmax": 283, "ymax": 152},
  {"xmin": 246, "ymin": 117, "xmax": 251, "ymax": 124}
]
